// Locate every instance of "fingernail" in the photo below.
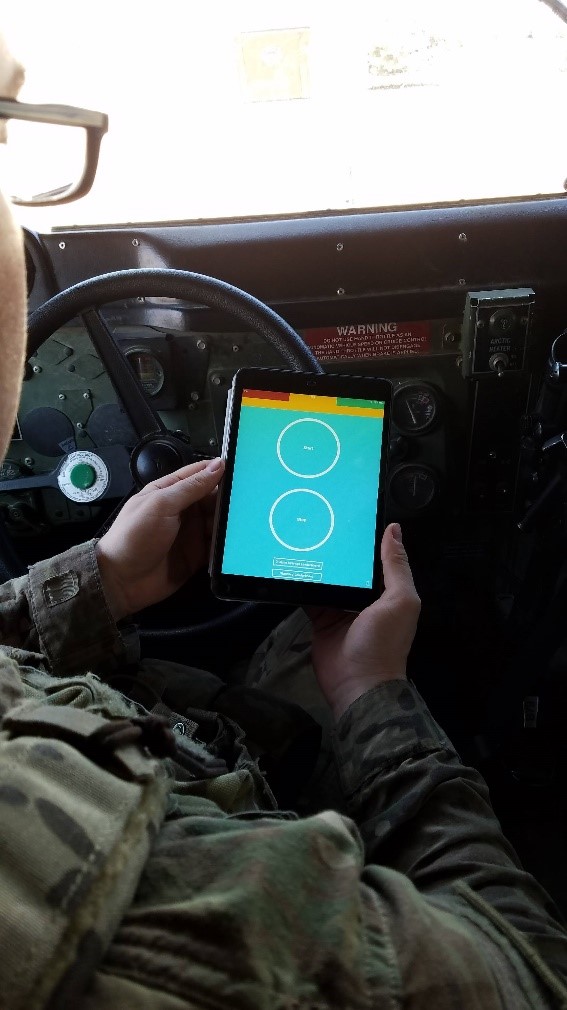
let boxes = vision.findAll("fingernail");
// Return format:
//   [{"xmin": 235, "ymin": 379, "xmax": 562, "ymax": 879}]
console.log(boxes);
[
  {"xmin": 392, "ymin": 522, "xmax": 403, "ymax": 543},
  {"xmin": 207, "ymin": 457, "xmax": 223, "ymax": 473}
]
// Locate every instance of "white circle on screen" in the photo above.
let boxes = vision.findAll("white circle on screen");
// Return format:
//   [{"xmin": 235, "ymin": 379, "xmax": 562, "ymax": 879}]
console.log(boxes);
[
  {"xmin": 269, "ymin": 489, "xmax": 335, "ymax": 552},
  {"xmin": 276, "ymin": 418, "xmax": 340, "ymax": 478}
]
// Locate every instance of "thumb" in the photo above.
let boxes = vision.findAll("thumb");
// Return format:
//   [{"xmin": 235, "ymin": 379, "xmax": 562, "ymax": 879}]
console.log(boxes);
[
  {"xmin": 380, "ymin": 523, "xmax": 418, "ymax": 599},
  {"xmin": 156, "ymin": 458, "xmax": 225, "ymax": 514}
]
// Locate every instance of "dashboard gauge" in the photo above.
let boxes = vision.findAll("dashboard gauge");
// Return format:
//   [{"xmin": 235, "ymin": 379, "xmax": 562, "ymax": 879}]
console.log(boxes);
[
  {"xmin": 125, "ymin": 347, "xmax": 165, "ymax": 397},
  {"xmin": 389, "ymin": 464, "xmax": 439, "ymax": 512},
  {"xmin": 392, "ymin": 384, "xmax": 439, "ymax": 435}
]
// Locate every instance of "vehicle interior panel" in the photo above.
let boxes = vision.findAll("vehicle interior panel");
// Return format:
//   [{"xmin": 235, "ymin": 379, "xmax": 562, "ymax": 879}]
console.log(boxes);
[{"xmin": 2, "ymin": 192, "xmax": 567, "ymax": 915}]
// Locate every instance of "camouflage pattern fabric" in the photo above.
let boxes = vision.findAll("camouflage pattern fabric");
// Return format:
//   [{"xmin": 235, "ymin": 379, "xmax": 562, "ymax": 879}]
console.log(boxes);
[
  {"xmin": 0, "ymin": 660, "xmax": 169, "ymax": 1010},
  {"xmin": 247, "ymin": 610, "xmax": 567, "ymax": 971},
  {"xmin": 244, "ymin": 607, "xmax": 344, "ymax": 815},
  {"xmin": 1, "ymin": 540, "xmax": 567, "ymax": 1008}
]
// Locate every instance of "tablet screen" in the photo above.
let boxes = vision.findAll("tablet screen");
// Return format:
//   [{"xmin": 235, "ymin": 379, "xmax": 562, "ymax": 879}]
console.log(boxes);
[{"xmin": 221, "ymin": 388, "xmax": 386, "ymax": 589}]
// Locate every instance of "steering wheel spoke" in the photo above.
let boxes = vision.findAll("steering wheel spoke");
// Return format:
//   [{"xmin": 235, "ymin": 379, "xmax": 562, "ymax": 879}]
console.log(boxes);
[
  {"xmin": 0, "ymin": 445, "xmax": 134, "ymax": 501},
  {"xmin": 82, "ymin": 308, "xmax": 165, "ymax": 440},
  {"xmin": 0, "ymin": 471, "xmax": 58, "ymax": 493}
]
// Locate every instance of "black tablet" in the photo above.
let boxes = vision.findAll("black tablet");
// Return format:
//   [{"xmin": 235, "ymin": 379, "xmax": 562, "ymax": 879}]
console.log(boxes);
[{"xmin": 210, "ymin": 368, "xmax": 391, "ymax": 610}]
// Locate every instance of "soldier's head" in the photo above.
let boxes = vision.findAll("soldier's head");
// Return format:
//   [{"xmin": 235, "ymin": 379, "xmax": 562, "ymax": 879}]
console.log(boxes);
[{"xmin": 0, "ymin": 32, "xmax": 26, "ymax": 463}]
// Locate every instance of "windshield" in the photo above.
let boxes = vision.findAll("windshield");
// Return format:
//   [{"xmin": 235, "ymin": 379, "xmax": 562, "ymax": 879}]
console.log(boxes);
[{"xmin": 5, "ymin": 0, "xmax": 567, "ymax": 229}]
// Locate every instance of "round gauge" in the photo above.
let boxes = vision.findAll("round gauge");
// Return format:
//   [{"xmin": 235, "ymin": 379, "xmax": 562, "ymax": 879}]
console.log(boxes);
[
  {"xmin": 392, "ymin": 384, "xmax": 439, "ymax": 435},
  {"xmin": 57, "ymin": 451, "xmax": 109, "ymax": 503},
  {"xmin": 125, "ymin": 348, "xmax": 165, "ymax": 397},
  {"xmin": 389, "ymin": 464, "xmax": 439, "ymax": 512}
]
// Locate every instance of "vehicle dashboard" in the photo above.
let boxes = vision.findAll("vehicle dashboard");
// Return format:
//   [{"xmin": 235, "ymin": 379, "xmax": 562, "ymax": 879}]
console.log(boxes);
[{"xmin": 8, "ymin": 197, "xmax": 567, "ymax": 561}]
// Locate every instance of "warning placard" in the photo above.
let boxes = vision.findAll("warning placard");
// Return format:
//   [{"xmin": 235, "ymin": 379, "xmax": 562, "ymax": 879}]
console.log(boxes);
[{"xmin": 302, "ymin": 321, "xmax": 432, "ymax": 361}]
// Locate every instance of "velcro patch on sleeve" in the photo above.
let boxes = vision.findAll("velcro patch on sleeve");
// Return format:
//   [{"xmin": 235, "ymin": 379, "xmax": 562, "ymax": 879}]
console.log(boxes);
[{"xmin": 42, "ymin": 571, "xmax": 79, "ymax": 607}]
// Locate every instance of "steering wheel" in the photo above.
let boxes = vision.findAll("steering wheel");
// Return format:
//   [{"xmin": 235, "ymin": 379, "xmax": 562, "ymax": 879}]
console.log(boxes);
[{"xmin": 0, "ymin": 268, "xmax": 322, "ymax": 642}]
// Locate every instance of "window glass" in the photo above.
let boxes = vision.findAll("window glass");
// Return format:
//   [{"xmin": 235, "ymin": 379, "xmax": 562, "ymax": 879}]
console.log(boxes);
[{"xmin": 5, "ymin": 0, "xmax": 567, "ymax": 228}]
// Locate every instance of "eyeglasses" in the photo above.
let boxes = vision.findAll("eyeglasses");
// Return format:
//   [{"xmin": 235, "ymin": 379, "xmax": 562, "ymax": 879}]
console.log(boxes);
[{"xmin": 0, "ymin": 99, "xmax": 108, "ymax": 206}]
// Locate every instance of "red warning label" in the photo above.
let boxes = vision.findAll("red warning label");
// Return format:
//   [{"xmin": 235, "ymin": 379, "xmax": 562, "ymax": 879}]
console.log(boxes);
[{"xmin": 303, "ymin": 321, "xmax": 432, "ymax": 361}]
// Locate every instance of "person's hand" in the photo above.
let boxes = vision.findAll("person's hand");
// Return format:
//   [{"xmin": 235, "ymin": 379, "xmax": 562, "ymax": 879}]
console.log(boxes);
[
  {"xmin": 310, "ymin": 523, "xmax": 421, "ymax": 720},
  {"xmin": 95, "ymin": 458, "xmax": 224, "ymax": 621}
]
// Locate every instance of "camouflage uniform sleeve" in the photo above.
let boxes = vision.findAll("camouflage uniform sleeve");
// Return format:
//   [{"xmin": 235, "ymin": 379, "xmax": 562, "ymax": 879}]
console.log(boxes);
[
  {"xmin": 0, "ymin": 539, "xmax": 133, "ymax": 676},
  {"xmin": 332, "ymin": 679, "xmax": 567, "ymax": 983}
]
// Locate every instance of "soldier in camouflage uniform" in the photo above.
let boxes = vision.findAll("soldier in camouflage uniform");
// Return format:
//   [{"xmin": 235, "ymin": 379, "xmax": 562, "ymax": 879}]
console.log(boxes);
[{"xmin": 1, "ymin": 34, "xmax": 567, "ymax": 1010}]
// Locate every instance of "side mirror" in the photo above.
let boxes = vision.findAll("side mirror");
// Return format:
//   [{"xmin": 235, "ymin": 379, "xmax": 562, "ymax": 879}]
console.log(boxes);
[{"xmin": 0, "ymin": 100, "xmax": 108, "ymax": 206}]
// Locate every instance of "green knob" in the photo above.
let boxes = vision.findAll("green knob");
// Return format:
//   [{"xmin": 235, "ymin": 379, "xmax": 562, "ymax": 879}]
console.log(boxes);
[{"xmin": 70, "ymin": 463, "xmax": 96, "ymax": 489}]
